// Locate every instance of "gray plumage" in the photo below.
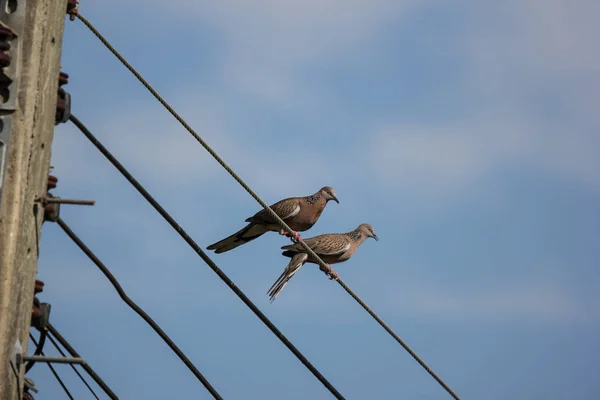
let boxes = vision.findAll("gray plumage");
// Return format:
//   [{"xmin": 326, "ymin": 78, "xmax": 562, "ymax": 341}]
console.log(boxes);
[
  {"xmin": 267, "ymin": 223, "xmax": 378, "ymax": 302},
  {"xmin": 206, "ymin": 186, "xmax": 339, "ymax": 254}
]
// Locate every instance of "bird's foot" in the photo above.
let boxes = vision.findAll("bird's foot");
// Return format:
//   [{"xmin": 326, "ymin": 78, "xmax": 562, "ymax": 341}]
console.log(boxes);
[
  {"xmin": 328, "ymin": 268, "xmax": 339, "ymax": 281},
  {"xmin": 280, "ymin": 229, "xmax": 301, "ymax": 242},
  {"xmin": 291, "ymin": 231, "xmax": 302, "ymax": 243},
  {"xmin": 319, "ymin": 264, "xmax": 339, "ymax": 281}
]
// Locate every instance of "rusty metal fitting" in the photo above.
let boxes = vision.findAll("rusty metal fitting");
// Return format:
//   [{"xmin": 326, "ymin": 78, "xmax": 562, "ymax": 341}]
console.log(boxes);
[
  {"xmin": 58, "ymin": 71, "xmax": 69, "ymax": 87},
  {"xmin": 39, "ymin": 193, "xmax": 60, "ymax": 222},
  {"xmin": 24, "ymin": 377, "xmax": 39, "ymax": 398},
  {"xmin": 0, "ymin": 26, "xmax": 15, "ymax": 42},
  {"xmin": 44, "ymin": 204, "xmax": 60, "ymax": 222},
  {"xmin": 0, "ymin": 71, "xmax": 12, "ymax": 85},
  {"xmin": 34, "ymin": 280, "xmax": 45, "ymax": 295},
  {"xmin": 37, "ymin": 196, "xmax": 95, "ymax": 206},
  {"xmin": 35, "ymin": 194, "xmax": 95, "ymax": 222},
  {"xmin": 47, "ymin": 175, "xmax": 58, "ymax": 191},
  {"xmin": 56, "ymin": 71, "xmax": 70, "ymax": 124},
  {"xmin": 0, "ymin": 72, "xmax": 12, "ymax": 103},
  {"xmin": 55, "ymin": 87, "xmax": 71, "ymax": 124},
  {"xmin": 0, "ymin": 26, "xmax": 14, "ymax": 69},
  {"xmin": 66, "ymin": 0, "xmax": 79, "ymax": 21},
  {"xmin": 0, "ymin": 49, "xmax": 10, "ymax": 68},
  {"xmin": 31, "ymin": 297, "xmax": 51, "ymax": 330}
]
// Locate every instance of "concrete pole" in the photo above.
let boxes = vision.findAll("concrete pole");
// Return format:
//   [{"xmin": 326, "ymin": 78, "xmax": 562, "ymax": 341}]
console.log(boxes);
[{"xmin": 0, "ymin": 0, "xmax": 68, "ymax": 398}]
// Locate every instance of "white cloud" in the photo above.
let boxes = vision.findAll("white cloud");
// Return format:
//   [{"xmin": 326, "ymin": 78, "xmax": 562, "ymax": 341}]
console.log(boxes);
[
  {"xmin": 52, "ymin": 92, "xmax": 337, "ymax": 201},
  {"xmin": 234, "ymin": 271, "xmax": 596, "ymax": 324},
  {"xmin": 369, "ymin": 117, "xmax": 600, "ymax": 196},
  {"xmin": 519, "ymin": 0, "xmax": 600, "ymax": 73},
  {"xmin": 122, "ymin": 0, "xmax": 423, "ymax": 108},
  {"xmin": 155, "ymin": 0, "xmax": 416, "ymax": 61},
  {"xmin": 202, "ymin": 0, "xmax": 419, "ymax": 102},
  {"xmin": 382, "ymin": 280, "xmax": 595, "ymax": 323},
  {"xmin": 369, "ymin": 0, "xmax": 600, "ymax": 196},
  {"xmin": 108, "ymin": 112, "xmax": 336, "ymax": 197},
  {"xmin": 72, "ymin": 0, "xmax": 600, "ymax": 198}
]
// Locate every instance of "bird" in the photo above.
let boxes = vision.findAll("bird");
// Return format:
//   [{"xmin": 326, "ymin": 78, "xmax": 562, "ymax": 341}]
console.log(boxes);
[
  {"xmin": 206, "ymin": 186, "xmax": 339, "ymax": 254},
  {"xmin": 267, "ymin": 223, "xmax": 378, "ymax": 302}
]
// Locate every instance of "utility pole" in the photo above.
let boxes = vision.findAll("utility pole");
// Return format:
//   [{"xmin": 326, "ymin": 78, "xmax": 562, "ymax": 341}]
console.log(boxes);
[{"xmin": 0, "ymin": 0, "xmax": 68, "ymax": 398}]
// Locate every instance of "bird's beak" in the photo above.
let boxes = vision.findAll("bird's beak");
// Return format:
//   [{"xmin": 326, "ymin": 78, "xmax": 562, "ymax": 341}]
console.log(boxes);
[
  {"xmin": 372, "ymin": 233, "xmax": 379, "ymax": 241},
  {"xmin": 332, "ymin": 196, "xmax": 339, "ymax": 204}
]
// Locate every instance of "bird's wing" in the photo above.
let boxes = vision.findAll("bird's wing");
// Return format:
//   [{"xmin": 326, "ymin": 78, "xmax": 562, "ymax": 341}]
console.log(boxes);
[
  {"xmin": 311, "ymin": 234, "xmax": 351, "ymax": 256},
  {"xmin": 246, "ymin": 198, "xmax": 301, "ymax": 225},
  {"xmin": 282, "ymin": 234, "xmax": 350, "ymax": 257},
  {"xmin": 206, "ymin": 223, "xmax": 270, "ymax": 254},
  {"xmin": 267, "ymin": 253, "xmax": 309, "ymax": 302}
]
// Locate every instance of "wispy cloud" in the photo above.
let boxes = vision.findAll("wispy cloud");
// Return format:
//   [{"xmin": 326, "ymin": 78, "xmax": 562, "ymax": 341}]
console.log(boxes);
[
  {"xmin": 54, "ymin": 95, "xmax": 337, "ymax": 199},
  {"xmin": 261, "ymin": 272, "xmax": 595, "ymax": 324},
  {"xmin": 366, "ymin": 0, "xmax": 600, "ymax": 197},
  {"xmin": 78, "ymin": 0, "xmax": 600, "ymax": 203},
  {"xmin": 38, "ymin": 2, "xmax": 600, "ymax": 399},
  {"xmin": 382, "ymin": 280, "xmax": 595, "ymax": 323},
  {"xmin": 121, "ymin": 0, "xmax": 423, "ymax": 110},
  {"xmin": 369, "ymin": 117, "xmax": 600, "ymax": 197}
]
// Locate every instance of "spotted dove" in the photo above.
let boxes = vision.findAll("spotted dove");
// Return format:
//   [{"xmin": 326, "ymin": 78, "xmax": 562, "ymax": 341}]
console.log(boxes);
[
  {"xmin": 267, "ymin": 223, "xmax": 378, "ymax": 302},
  {"xmin": 206, "ymin": 186, "xmax": 339, "ymax": 254}
]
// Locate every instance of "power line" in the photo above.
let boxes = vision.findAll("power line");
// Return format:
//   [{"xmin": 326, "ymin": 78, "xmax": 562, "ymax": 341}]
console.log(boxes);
[
  {"xmin": 74, "ymin": 13, "xmax": 326, "ymax": 268},
  {"xmin": 74, "ymin": 13, "xmax": 460, "ymax": 400},
  {"xmin": 68, "ymin": 113, "xmax": 346, "ymax": 400},
  {"xmin": 336, "ymin": 280, "xmax": 460, "ymax": 397},
  {"xmin": 55, "ymin": 217, "xmax": 224, "ymax": 400},
  {"xmin": 29, "ymin": 333, "xmax": 75, "ymax": 400},
  {"xmin": 47, "ymin": 323, "xmax": 120, "ymax": 400},
  {"xmin": 45, "ymin": 331, "xmax": 101, "ymax": 400},
  {"xmin": 25, "ymin": 328, "xmax": 47, "ymax": 373}
]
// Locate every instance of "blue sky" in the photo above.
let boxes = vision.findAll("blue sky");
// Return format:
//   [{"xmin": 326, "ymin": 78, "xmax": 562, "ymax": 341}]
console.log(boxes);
[{"xmin": 30, "ymin": 1, "xmax": 599, "ymax": 399}]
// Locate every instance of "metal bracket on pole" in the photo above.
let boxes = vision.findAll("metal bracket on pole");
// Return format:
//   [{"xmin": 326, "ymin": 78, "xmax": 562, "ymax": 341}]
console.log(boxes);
[
  {"xmin": 0, "ymin": 0, "xmax": 26, "ymax": 216},
  {"xmin": 21, "ymin": 355, "xmax": 86, "ymax": 365},
  {"xmin": 12, "ymin": 339, "xmax": 86, "ymax": 372},
  {"xmin": 10, "ymin": 338, "xmax": 22, "ymax": 376}
]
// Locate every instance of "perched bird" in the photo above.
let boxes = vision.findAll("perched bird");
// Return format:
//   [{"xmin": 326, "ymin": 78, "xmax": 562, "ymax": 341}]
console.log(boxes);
[
  {"xmin": 206, "ymin": 186, "xmax": 339, "ymax": 254},
  {"xmin": 267, "ymin": 223, "xmax": 378, "ymax": 302}
]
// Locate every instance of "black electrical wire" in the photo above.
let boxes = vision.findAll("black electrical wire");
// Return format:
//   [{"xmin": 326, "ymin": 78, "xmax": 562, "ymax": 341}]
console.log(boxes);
[
  {"xmin": 68, "ymin": 113, "xmax": 346, "ymax": 400},
  {"xmin": 29, "ymin": 333, "xmax": 75, "ymax": 400},
  {"xmin": 55, "ymin": 217, "xmax": 223, "ymax": 400},
  {"xmin": 75, "ymin": 13, "xmax": 461, "ymax": 400},
  {"xmin": 45, "ymin": 331, "xmax": 101, "ymax": 400},
  {"xmin": 47, "ymin": 323, "xmax": 120, "ymax": 400},
  {"xmin": 25, "ymin": 328, "xmax": 47, "ymax": 373}
]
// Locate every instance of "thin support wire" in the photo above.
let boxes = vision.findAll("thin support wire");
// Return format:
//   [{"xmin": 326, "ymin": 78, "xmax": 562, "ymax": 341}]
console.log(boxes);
[
  {"xmin": 75, "ymin": 14, "xmax": 460, "ymax": 400},
  {"xmin": 68, "ymin": 114, "xmax": 346, "ymax": 400},
  {"xmin": 55, "ymin": 217, "xmax": 223, "ymax": 400},
  {"xmin": 74, "ymin": 13, "xmax": 329, "ymax": 275},
  {"xmin": 29, "ymin": 333, "xmax": 75, "ymax": 400},
  {"xmin": 25, "ymin": 328, "xmax": 47, "ymax": 373},
  {"xmin": 47, "ymin": 323, "xmax": 120, "ymax": 400},
  {"xmin": 10, "ymin": 352, "xmax": 22, "ymax": 400},
  {"xmin": 336, "ymin": 280, "xmax": 460, "ymax": 398},
  {"xmin": 45, "ymin": 332, "xmax": 101, "ymax": 400}
]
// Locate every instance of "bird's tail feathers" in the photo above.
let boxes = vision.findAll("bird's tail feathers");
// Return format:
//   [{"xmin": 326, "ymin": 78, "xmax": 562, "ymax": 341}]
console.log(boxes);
[
  {"xmin": 267, "ymin": 253, "xmax": 308, "ymax": 302},
  {"xmin": 281, "ymin": 250, "xmax": 296, "ymax": 258},
  {"xmin": 206, "ymin": 223, "xmax": 268, "ymax": 254}
]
